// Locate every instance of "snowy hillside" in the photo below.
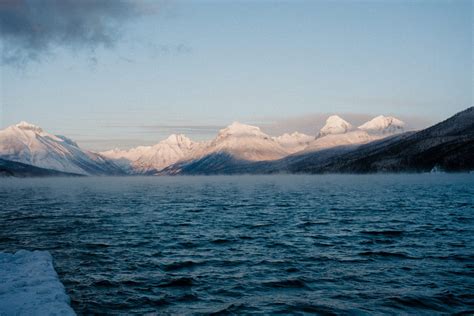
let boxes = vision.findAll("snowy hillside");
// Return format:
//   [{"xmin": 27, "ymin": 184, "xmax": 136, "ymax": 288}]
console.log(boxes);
[
  {"xmin": 273, "ymin": 132, "xmax": 314, "ymax": 154},
  {"xmin": 317, "ymin": 115, "xmax": 353, "ymax": 138},
  {"xmin": 101, "ymin": 134, "xmax": 204, "ymax": 173},
  {"xmin": 289, "ymin": 107, "xmax": 474, "ymax": 173},
  {"xmin": 359, "ymin": 115, "xmax": 405, "ymax": 135},
  {"xmin": 0, "ymin": 122, "xmax": 123, "ymax": 175},
  {"xmin": 194, "ymin": 122, "xmax": 289, "ymax": 161},
  {"xmin": 304, "ymin": 115, "xmax": 405, "ymax": 153},
  {"xmin": 0, "ymin": 114, "xmax": 408, "ymax": 176},
  {"xmin": 305, "ymin": 130, "xmax": 377, "ymax": 152},
  {"xmin": 104, "ymin": 122, "xmax": 289, "ymax": 175}
]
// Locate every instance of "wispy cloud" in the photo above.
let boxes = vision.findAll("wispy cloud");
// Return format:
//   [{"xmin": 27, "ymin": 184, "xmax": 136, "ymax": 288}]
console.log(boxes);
[
  {"xmin": 139, "ymin": 124, "xmax": 223, "ymax": 134},
  {"xmin": 0, "ymin": 0, "xmax": 147, "ymax": 65}
]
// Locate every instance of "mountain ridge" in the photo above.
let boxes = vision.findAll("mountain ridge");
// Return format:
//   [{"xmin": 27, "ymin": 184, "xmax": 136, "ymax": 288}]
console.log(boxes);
[
  {"xmin": 0, "ymin": 122, "xmax": 124, "ymax": 175},
  {"xmin": 160, "ymin": 107, "xmax": 473, "ymax": 175},
  {"xmin": 3, "ymin": 109, "xmax": 469, "ymax": 176}
]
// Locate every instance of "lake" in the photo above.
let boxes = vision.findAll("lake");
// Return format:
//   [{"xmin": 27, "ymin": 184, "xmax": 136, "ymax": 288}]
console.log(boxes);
[{"xmin": 0, "ymin": 174, "xmax": 473, "ymax": 314}]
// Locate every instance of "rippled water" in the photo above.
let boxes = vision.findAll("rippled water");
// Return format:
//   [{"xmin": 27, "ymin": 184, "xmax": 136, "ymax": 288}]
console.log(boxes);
[{"xmin": 0, "ymin": 175, "xmax": 473, "ymax": 315}]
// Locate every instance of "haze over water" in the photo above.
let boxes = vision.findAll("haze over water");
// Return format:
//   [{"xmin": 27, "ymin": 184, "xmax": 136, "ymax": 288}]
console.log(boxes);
[{"xmin": 0, "ymin": 174, "xmax": 473, "ymax": 314}]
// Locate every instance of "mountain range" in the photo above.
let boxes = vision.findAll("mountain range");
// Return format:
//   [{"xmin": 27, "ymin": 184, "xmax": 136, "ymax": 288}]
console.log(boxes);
[{"xmin": 0, "ymin": 107, "xmax": 472, "ymax": 176}]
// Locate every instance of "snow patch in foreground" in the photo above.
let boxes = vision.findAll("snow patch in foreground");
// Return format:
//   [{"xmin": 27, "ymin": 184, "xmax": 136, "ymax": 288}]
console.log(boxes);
[{"xmin": 0, "ymin": 250, "xmax": 75, "ymax": 315}]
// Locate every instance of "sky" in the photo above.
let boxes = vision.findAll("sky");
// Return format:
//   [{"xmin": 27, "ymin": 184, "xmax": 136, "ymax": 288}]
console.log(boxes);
[{"xmin": 1, "ymin": 0, "xmax": 472, "ymax": 150}]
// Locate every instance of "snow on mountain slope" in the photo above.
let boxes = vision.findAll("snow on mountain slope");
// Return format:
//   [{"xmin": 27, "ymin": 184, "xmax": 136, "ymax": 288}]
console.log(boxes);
[
  {"xmin": 359, "ymin": 115, "xmax": 405, "ymax": 135},
  {"xmin": 103, "ymin": 122, "xmax": 287, "ymax": 174},
  {"xmin": 193, "ymin": 122, "xmax": 288, "ymax": 161},
  {"xmin": 273, "ymin": 132, "xmax": 314, "ymax": 154},
  {"xmin": 0, "ymin": 122, "xmax": 122, "ymax": 175},
  {"xmin": 161, "ymin": 116, "xmax": 406, "ymax": 174},
  {"xmin": 318, "ymin": 115, "xmax": 353, "ymax": 138},
  {"xmin": 0, "ymin": 158, "xmax": 82, "ymax": 177},
  {"xmin": 304, "ymin": 114, "xmax": 405, "ymax": 153},
  {"xmin": 101, "ymin": 134, "xmax": 203, "ymax": 173},
  {"xmin": 293, "ymin": 107, "xmax": 474, "ymax": 173},
  {"xmin": 305, "ymin": 130, "xmax": 378, "ymax": 152},
  {"xmin": 0, "ymin": 115, "xmax": 408, "ymax": 176}
]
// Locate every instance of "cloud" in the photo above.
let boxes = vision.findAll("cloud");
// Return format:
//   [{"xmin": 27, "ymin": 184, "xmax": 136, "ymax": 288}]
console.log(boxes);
[
  {"xmin": 0, "ymin": 0, "xmax": 144, "ymax": 65},
  {"xmin": 139, "ymin": 124, "xmax": 223, "ymax": 134}
]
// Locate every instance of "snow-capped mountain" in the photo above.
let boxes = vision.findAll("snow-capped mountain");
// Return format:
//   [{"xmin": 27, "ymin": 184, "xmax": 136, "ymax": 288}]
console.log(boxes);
[
  {"xmin": 1, "ymin": 114, "xmax": 410, "ymax": 176},
  {"xmin": 0, "ymin": 122, "xmax": 123, "ymax": 175},
  {"xmin": 101, "ymin": 134, "xmax": 203, "ymax": 173},
  {"xmin": 157, "ymin": 122, "xmax": 291, "ymax": 175},
  {"xmin": 317, "ymin": 115, "xmax": 353, "ymax": 138},
  {"xmin": 305, "ymin": 114, "xmax": 405, "ymax": 153},
  {"xmin": 195, "ymin": 122, "xmax": 289, "ymax": 161},
  {"xmin": 161, "ymin": 116, "xmax": 407, "ymax": 174},
  {"xmin": 359, "ymin": 115, "xmax": 405, "ymax": 135},
  {"xmin": 273, "ymin": 132, "xmax": 314, "ymax": 154},
  {"xmin": 287, "ymin": 107, "xmax": 474, "ymax": 173},
  {"xmin": 104, "ymin": 122, "xmax": 289, "ymax": 174},
  {"xmin": 306, "ymin": 115, "xmax": 375, "ymax": 152},
  {"xmin": 165, "ymin": 107, "xmax": 473, "ymax": 175}
]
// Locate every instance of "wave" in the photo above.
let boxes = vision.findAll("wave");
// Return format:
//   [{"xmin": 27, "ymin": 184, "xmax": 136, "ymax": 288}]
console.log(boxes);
[
  {"xmin": 358, "ymin": 251, "xmax": 415, "ymax": 259},
  {"xmin": 262, "ymin": 278, "xmax": 308, "ymax": 289},
  {"xmin": 361, "ymin": 230, "xmax": 404, "ymax": 237},
  {"xmin": 158, "ymin": 277, "xmax": 195, "ymax": 288},
  {"xmin": 162, "ymin": 260, "xmax": 201, "ymax": 271}
]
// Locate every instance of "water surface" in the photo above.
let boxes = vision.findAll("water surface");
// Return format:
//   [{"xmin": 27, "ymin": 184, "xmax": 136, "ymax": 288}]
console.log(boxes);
[{"xmin": 0, "ymin": 175, "xmax": 473, "ymax": 314}]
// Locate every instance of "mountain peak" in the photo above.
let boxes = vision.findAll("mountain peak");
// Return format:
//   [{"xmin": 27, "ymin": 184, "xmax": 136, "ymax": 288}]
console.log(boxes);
[
  {"xmin": 218, "ymin": 122, "xmax": 265, "ymax": 138},
  {"xmin": 273, "ymin": 131, "xmax": 313, "ymax": 154},
  {"xmin": 318, "ymin": 115, "xmax": 353, "ymax": 137},
  {"xmin": 162, "ymin": 133, "xmax": 192, "ymax": 144},
  {"xmin": 15, "ymin": 121, "xmax": 43, "ymax": 133},
  {"xmin": 359, "ymin": 115, "xmax": 405, "ymax": 134},
  {"xmin": 195, "ymin": 121, "xmax": 288, "ymax": 161},
  {"xmin": 1, "ymin": 122, "xmax": 123, "ymax": 175},
  {"xmin": 157, "ymin": 133, "xmax": 196, "ymax": 150}
]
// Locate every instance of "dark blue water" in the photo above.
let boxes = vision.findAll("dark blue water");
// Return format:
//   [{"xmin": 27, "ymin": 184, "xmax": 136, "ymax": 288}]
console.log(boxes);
[{"xmin": 0, "ymin": 175, "xmax": 473, "ymax": 315}]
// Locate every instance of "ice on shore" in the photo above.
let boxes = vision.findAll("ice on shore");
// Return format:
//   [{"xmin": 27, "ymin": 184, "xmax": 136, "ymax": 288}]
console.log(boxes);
[{"xmin": 0, "ymin": 250, "xmax": 75, "ymax": 315}]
